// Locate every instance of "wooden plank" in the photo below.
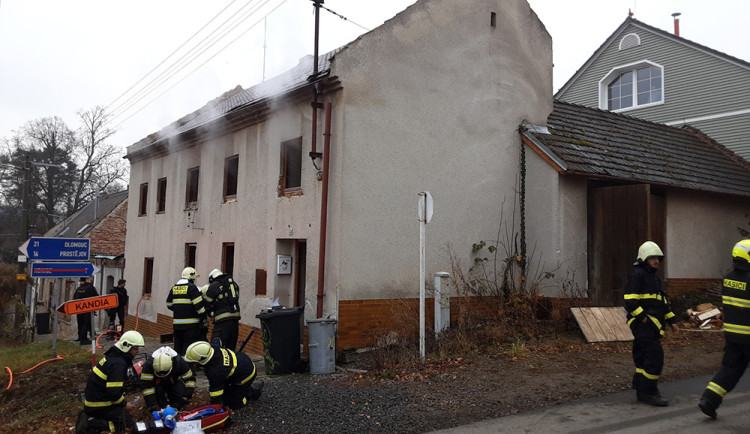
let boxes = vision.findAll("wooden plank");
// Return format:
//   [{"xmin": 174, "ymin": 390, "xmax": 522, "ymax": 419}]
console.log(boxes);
[
  {"xmin": 601, "ymin": 307, "xmax": 633, "ymax": 341},
  {"xmin": 571, "ymin": 307, "xmax": 634, "ymax": 342},
  {"xmin": 571, "ymin": 308, "xmax": 600, "ymax": 342}
]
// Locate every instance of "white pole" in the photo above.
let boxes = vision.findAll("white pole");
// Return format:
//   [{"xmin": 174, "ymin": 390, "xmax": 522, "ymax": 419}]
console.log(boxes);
[{"xmin": 419, "ymin": 194, "xmax": 426, "ymax": 361}]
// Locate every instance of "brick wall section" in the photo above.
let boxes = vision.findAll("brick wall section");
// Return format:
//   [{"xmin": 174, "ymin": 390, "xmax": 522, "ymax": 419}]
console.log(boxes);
[
  {"xmin": 338, "ymin": 299, "xmax": 435, "ymax": 350},
  {"xmin": 665, "ymin": 278, "xmax": 722, "ymax": 296},
  {"xmin": 89, "ymin": 199, "xmax": 128, "ymax": 256},
  {"xmin": 123, "ymin": 313, "xmax": 264, "ymax": 357}
]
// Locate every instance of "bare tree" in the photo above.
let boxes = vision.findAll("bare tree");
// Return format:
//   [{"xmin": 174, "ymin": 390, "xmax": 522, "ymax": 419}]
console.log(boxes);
[{"xmin": 72, "ymin": 106, "xmax": 127, "ymax": 211}]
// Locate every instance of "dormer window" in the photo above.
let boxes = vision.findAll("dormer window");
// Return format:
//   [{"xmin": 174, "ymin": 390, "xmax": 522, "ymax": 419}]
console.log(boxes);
[{"xmin": 599, "ymin": 60, "xmax": 664, "ymax": 111}]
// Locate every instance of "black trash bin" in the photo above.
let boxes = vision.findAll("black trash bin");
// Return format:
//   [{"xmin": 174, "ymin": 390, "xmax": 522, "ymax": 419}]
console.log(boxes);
[
  {"xmin": 256, "ymin": 306, "xmax": 303, "ymax": 375},
  {"xmin": 36, "ymin": 312, "xmax": 51, "ymax": 334}
]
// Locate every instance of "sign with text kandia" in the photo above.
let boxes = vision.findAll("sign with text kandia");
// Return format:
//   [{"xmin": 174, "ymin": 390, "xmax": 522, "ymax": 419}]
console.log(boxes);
[{"xmin": 56, "ymin": 294, "xmax": 118, "ymax": 315}]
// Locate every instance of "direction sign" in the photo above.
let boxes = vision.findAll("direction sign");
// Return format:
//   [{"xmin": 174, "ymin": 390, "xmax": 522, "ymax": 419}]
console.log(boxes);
[
  {"xmin": 30, "ymin": 262, "xmax": 97, "ymax": 278},
  {"xmin": 56, "ymin": 294, "xmax": 118, "ymax": 315},
  {"xmin": 24, "ymin": 237, "xmax": 90, "ymax": 261}
]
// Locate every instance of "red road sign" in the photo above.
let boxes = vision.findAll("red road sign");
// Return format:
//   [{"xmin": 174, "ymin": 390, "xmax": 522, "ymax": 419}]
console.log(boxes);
[{"xmin": 56, "ymin": 294, "xmax": 118, "ymax": 315}]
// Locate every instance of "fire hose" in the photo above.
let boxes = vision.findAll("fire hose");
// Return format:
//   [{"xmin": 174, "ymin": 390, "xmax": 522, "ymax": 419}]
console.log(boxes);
[{"xmin": 4, "ymin": 355, "xmax": 64, "ymax": 390}]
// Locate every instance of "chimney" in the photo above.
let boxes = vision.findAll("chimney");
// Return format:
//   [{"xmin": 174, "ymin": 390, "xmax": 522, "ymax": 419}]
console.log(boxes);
[{"xmin": 672, "ymin": 12, "xmax": 681, "ymax": 36}]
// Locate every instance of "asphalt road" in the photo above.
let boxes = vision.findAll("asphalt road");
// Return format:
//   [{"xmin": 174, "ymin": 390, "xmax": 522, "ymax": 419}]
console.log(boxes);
[{"xmin": 431, "ymin": 374, "xmax": 750, "ymax": 433}]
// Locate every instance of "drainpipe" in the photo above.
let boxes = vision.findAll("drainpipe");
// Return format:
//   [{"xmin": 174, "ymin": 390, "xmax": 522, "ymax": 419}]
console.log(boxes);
[
  {"xmin": 310, "ymin": 0, "xmax": 324, "ymax": 165},
  {"xmin": 317, "ymin": 102, "xmax": 332, "ymax": 318}
]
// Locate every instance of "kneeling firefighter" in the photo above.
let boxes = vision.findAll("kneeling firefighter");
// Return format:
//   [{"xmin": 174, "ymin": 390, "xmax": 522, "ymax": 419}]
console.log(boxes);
[
  {"xmin": 140, "ymin": 346, "xmax": 196, "ymax": 411},
  {"xmin": 184, "ymin": 341, "xmax": 263, "ymax": 409},
  {"xmin": 76, "ymin": 330, "xmax": 145, "ymax": 433}
]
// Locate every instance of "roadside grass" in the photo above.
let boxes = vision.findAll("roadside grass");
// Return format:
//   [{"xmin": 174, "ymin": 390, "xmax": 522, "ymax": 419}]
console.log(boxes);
[{"xmin": 0, "ymin": 339, "xmax": 91, "ymax": 381}]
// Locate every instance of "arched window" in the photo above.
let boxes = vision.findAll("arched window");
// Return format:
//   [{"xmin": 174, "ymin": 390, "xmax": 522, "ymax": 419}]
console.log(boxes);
[{"xmin": 599, "ymin": 61, "xmax": 664, "ymax": 111}]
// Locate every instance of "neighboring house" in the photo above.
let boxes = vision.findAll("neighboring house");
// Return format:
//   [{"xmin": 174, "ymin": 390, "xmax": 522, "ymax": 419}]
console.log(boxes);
[
  {"xmin": 521, "ymin": 101, "xmax": 750, "ymax": 306},
  {"xmin": 36, "ymin": 191, "xmax": 128, "ymax": 335},
  {"xmin": 554, "ymin": 16, "xmax": 750, "ymax": 160},
  {"xmin": 123, "ymin": 0, "xmax": 553, "ymax": 351}
]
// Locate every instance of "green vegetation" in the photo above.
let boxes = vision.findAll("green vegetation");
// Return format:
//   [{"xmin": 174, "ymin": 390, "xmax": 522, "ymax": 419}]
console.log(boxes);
[{"xmin": 0, "ymin": 339, "xmax": 91, "ymax": 381}]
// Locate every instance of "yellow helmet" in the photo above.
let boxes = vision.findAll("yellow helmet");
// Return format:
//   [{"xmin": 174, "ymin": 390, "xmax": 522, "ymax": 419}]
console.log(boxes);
[
  {"xmin": 732, "ymin": 239, "xmax": 750, "ymax": 264},
  {"xmin": 634, "ymin": 241, "xmax": 663, "ymax": 265},
  {"xmin": 153, "ymin": 352, "xmax": 173, "ymax": 377},
  {"xmin": 184, "ymin": 341, "xmax": 214, "ymax": 365},
  {"xmin": 182, "ymin": 267, "xmax": 199, "ymax": 280},
  {"xmin": 115, "ymin": 330, "xmax": 145, "ymax": 352}
]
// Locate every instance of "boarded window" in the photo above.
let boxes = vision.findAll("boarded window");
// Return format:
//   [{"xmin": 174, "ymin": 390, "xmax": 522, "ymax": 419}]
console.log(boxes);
[
  {"xmin": 138, "ymin": 183, "xmax": 148, "ymax": 216},
  {"xmin": 255, "ymin": 269, "xmax": 267, "ymax": 296},
  {"xmin": 157, "ymin": 177, "xmax": 167, "ymax": 213},
  {"xmin": 224, "ymin": 155, "xmax": 239, "ymax": 201},
  {"xmin": 186, "ymin": 167, "xmax": 200, "ymax": 208},
  {"xmin": 279, "ymin": 137, "xmax": 302, "ymax": 196}
]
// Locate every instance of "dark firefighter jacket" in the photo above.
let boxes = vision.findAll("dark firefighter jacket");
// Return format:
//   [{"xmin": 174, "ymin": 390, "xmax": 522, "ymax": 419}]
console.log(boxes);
[
  {"xmin": 74, "ymin": 282, "xmax": 99, "ymax": 300},
  {"xmin": 166, "ymin": 279, "xmax": 206, "ymax": 330},
  {"xmin": 140, "ymin": 354, "xmax": 196, "ymax": 408},
  {"xmin": 204, "ymin": 346, "xmax": 256, "ymax": 405},
  {"xmin": 624, "ymin": 263, "xmax": 676, "ymax": 336},
  {"xmin": 204, "ymin": 274, "xmax": 241, "ymax": 323},
  {"xmin": 721, "ymin": 268, "xmax": 750, "ymax": 344},
  {"xmin": 83, "ymin": 345, "xmax": 132, "ymax": 412}
]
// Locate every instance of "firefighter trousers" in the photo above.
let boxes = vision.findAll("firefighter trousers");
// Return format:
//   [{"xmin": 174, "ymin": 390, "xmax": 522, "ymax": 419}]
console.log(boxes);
[
  {"xmin": 631, "ymin": 319, "xmax": 664, "ymax": 395},
  {"xmin": 701, "ymin": 340, "xmax": 750, "ymax": 409}
]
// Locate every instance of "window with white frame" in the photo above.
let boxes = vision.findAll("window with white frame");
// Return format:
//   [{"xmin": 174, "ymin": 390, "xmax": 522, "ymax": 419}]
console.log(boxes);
[{"xmin": 599, "ymin": 61, "xmax": 664, "ymax": 111}]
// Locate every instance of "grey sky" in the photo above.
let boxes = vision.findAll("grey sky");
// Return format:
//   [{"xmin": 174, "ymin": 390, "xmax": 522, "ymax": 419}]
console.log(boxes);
[{"xmin": 0, "ymin": 0, "xmax": 747, "ymax": 151}]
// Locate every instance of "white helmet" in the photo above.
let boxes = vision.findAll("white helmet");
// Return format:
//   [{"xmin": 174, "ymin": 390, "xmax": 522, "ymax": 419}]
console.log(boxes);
[
  {"xmin": 208, "ymin": 268, "xmax": 223, "ymax": 283},
  {"xmin": 153, "ymin": 352, "xmax": 173, "ymax": 377},
  {"xmin": 182, "ymin": 267, "xmax": 199, "ymax": 280},
  {"xmin": 184, "ymin": 341, "xmax": 214, "ymax": 365},
  {"xmin": 634, "ymin": 241, "xmax": 664, "ymax": 265},
  {"xmin": 115, "ymin": 330, "xmax": 145, "ymax": 352}
]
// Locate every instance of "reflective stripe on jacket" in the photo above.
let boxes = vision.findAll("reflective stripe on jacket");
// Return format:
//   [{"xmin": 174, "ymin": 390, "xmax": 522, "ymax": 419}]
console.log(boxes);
[
  {"xmin": 166, "ymin": 280, "xmax": 206, "ymax": 330},
  {"xmin": 721, "ymin": 269, "xmax": 750, "ymax": 344},
  {"xmin": 624, "ymin": 264, "xmax": 676, "ymax": 336},
  {"xmin": 83, "ymin": 346, "xmax": 131, "ymax": 411}
]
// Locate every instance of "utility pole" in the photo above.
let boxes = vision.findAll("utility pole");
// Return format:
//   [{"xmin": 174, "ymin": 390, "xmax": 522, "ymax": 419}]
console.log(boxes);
[{"xmin": 19, "ymin": 154, "xmax": 31, "ymax": 273}]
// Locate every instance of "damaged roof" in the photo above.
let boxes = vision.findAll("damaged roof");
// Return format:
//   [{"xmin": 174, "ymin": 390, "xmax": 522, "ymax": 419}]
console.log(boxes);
[{"xmin": 521, "ymin": 101, "xmax": 750, "ymax": 197}]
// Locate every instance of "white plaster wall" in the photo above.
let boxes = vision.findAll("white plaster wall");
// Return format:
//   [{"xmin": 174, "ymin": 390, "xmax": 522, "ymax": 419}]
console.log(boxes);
[
  {"xmin": 665, "ymin": 190, "xmax": 750, "ymax": 278},
  {"xmin": 327, "ymin": 0, "xmax": 552, "ymax": 301}
]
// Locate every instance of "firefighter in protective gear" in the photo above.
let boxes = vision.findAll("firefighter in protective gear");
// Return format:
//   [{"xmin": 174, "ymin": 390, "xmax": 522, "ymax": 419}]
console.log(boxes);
[
  {"xmin": 140, "ymin": 346, "xmax": 195, "ymax": 411},
  {"xmin": 624, "ymin": 241, "xmax": 679, "ymax": 407},
  {"xmin": 204, "ymin": 268, "xmax": 241, "ymax": 350},
  {"xmin": 699, "ymin": 240, "xmax": 750, "ymax": 419},
  {"xmin": 167, "ymin": 267, "xmax": 207, "ymax": 356},
  {"xmin": 76, "ymin": 330, "xmax": 144, "ymax": 433},
  {"xmin": 184, "ymin": 341, "xmax": 263, "ymax": 409}
]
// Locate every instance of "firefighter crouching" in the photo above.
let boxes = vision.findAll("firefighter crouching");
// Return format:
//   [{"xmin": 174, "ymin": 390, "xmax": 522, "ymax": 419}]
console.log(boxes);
[
  {"xmin": 184, "ymin": 341, "xmax": 264, "ymax": 409},
  {"xmin": 204, "ymin": 268, "xmax": 241, "ymax": 350},
  {"xmin": 699, "ymin": 239, "xmax": 750, "ymax": 419},
  {"xmin": 167, "ymin": 267, "xmax": 208, "ymax": 356},
  {"xmin": 140, "ymin": 346, "xmax": 196, "ymax": 412},
  {"xmin": 76, "ymin": 330, "xmax": 145, "ymax": 433},
  {"xmin": 624, "ymin": 241, "xmax": 679, "ymax": 407}
]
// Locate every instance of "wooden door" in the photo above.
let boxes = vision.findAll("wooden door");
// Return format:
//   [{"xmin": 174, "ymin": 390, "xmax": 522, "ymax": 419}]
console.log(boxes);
[{"xmin": 588, "ymin": 184, "xmax": 665, "ymax": 306}]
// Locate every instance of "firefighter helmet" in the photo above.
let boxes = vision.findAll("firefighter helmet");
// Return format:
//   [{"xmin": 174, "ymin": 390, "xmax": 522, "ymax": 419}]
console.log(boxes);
[
  {"xmin": 153, "ymin": 352, "xmax": 173, "ymax": 377},
  {"xmin": 115, "ymin": 330, "xmax": 145, "ymax": 352},
  {"xmin": 208, "ymin": 268, "xmax": 223, "ymax": 283},
  {"xmin": 182, "ymin": 267, "xmax": 199, "ymax": 280},
  {"xmin": 184, "ymin": 341, "xmax": 214, "ymax": 365},
  {"xmin": 634, "ymin": 241, "xmax": 664, "ymax": 265},
  {"xmin": 732, "ymin": 240, "xmax": 750, "ymax": 265}
]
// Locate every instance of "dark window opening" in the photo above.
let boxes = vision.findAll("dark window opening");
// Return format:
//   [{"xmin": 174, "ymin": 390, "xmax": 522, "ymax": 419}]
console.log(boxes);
[
  {"xmin": 490, "ymin": 12, "xmax": 496, "ymax": 27},
  {"xmin": 143, "ymin": 257, "xmax": 154, "ymax": 297},
  {"xmin": 185, "ymin": 243, "xmax": 197, "ymax": 268},
  {"xmin": 222, "ymin": 243, "xmax": 235, "ymax": 276},
  {"xmin": 279, "ymin": 137, "xmax": 302, "ymax": 196},
  {"xmin": 186, "ymin": 167, "xmax": 200, "ymax": 208},
  {"xmin": 255, "ymin": 269, "xmax": 267, "ymax": 296},
  {"xmin": 157, "ymin": 177, "xmax": 167, "ymax": 213},
  {"xmin": 224, "ymin": 155, "xmax": 239, "ymax": 201},
  {"xmin": 138, "ymin": 183, "xmax": 148, "ymax": 216}
]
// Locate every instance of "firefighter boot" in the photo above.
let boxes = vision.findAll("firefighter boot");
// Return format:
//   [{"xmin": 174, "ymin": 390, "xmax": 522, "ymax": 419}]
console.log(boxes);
[
  {"xmin": 637, "ymin": 391, "xmax": 668, "ymax": 407},
  {"xmin": 74, "ymin": 411, "xmax": 88, "ymax": 434},
  {"xmin": 699, "ymin": 396, "xmax": 718, "ymax": 419}
]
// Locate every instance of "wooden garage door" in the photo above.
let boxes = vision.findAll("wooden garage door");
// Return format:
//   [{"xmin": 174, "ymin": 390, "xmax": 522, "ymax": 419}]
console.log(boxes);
[{"xmin": 588, "ymin": 184, "xmax": 665, "ymax": 306}]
